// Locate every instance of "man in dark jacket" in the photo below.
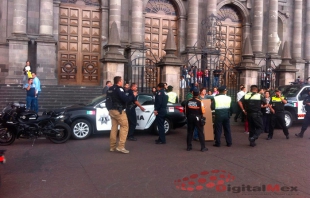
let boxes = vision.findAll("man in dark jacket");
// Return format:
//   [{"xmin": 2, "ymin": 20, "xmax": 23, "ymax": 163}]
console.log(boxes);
[
  {"xmin": 186, "ymin": 90, "xmax": 208, "ymax": 152},
  {"xmin": 154, "ymin": 83, "xmax": 168, "ymax": 144}
]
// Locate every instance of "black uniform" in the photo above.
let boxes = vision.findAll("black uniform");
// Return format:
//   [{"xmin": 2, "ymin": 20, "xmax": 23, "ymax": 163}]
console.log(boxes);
[
  {"xmin": 154, "ymin": 88, "xmax": 168, "ymax": 143},
  {"xmin": 268, "ymin": 96, "xmax": 289, "ymax": 139},
  {"xmin": 106, "ymin": 85, "xmax": 134, "ymax": 111},
  {"xmin": 298, "ymin": 95, "xmax": 310, "ymax": 137},
  {"xmin": 239, "ymin": 92, "xmax": 266, "ymax": 145},
  {"xmin": 126, "ymin": 89, "xmax": 137, "ymax": 139},
  {"xmin": 186, "ymin": 97, "xmax": 206, "ymax": 151}
]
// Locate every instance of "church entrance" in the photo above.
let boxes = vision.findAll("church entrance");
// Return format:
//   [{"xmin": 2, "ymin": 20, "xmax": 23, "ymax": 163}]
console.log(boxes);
[{"xmin": 58, "ymin": 3, "xmax": 101, "ymax": 85}]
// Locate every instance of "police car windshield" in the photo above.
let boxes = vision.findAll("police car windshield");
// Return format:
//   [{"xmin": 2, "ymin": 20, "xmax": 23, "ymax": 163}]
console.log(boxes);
[
  {"xmin": 278, "ymin": 85, "xmax": 301, "ymax": 97},
  {"xmin": 87, "ymin": 95, "xmax": 106, "ymax": 106}
]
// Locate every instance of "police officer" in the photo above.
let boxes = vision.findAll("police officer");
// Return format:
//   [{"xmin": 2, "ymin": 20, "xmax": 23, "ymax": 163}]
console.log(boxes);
[
  {"xmin": 267, "ymin": 90, "xmax": 289, "ymax": 140},
  {"xmin": 238, "ymin": 85, "xmax": 266, "ymax": 147},
  {"xmin": 154, "ymin": 83, "xmax": 168, "ymax": 144},
  {"xmin": 185, "ymin": 90, "xmax": 208, "ymax": 152},
  {"xmin": 296, "ymin": 89, "xmax": 310, "ymax": 138},
  {"xmin": 126, "ymin": 83, "xmax": 145, "ymax": 141},
  {"xmin": 211, "ymin": 86, "xmax": 232, "ymax": 147},
  {"xmin": 106, "ymin": 76, "xmax": 137, "ymax": 154},
  {"xmin": 167, "ymin": 85, "xmax": 178, "ymax": 103}
]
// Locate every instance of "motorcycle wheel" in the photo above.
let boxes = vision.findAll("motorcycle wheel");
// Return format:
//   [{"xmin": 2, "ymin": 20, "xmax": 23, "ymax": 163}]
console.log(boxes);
[
  {"xmin": 48, "ymin": 122, "xmax": 71, "ymax": 144},
  {"xmin": 0, "ymin": 126, "xmax": 16, "ymax": 146}
]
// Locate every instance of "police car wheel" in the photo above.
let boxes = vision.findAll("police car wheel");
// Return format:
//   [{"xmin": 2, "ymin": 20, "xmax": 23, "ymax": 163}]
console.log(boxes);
[
  {"xmin": 284, "ymin": 111, "xmax": 293, "ymax": 128},
  {"xmin": 154, "ymin": 119, "xmax": 171, "ymax": 134},
  {"xmin": 71, "ymin": 119, "xmax": 92, "ymax": 140}
]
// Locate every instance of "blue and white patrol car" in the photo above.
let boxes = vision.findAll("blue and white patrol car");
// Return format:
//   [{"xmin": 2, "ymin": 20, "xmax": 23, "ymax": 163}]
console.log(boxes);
[
  {"xmin": 278, "ymin": 84, "xmax": 310, "ymax": 128},
  {"xmin": 58, "ymin": 93, "xmax": 187, "ymax": 139}
]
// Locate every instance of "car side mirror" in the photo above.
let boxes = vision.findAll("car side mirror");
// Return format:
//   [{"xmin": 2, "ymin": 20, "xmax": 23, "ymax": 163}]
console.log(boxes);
[{"xmin": 99, "ymin": 103, "xmax": 106, "ymax": 108}]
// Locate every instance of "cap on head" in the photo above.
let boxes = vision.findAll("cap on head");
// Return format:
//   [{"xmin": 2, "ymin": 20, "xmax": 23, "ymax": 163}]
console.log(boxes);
[{"xmin": 218, "ymin": 86, "xmax": 227, "ymax": 92}]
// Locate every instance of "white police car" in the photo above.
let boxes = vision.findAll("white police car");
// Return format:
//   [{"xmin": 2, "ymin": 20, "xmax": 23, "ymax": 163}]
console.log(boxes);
[
  {"xmin": 278, "ymin": 84, "xmax": 310, "ymax": 128},
  {"xmin": 60, "ymin": 94, "xmax": 186, "ymax": 139}
]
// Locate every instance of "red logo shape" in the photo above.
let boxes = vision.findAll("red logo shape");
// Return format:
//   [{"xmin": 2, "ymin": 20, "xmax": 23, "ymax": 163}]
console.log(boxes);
[{"xmin": 174, "ymin": 170, "xmax": 235, "ymax": 192}]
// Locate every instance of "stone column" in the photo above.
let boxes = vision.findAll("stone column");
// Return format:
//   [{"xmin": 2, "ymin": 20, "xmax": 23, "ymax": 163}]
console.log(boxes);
[
  {"xmin": 274, "ymin": 42, "xmax": 298, "ymax": 85},
  {"xmin": 252, "ymin": 0, "xmax": 264, "ymax": 55},
  {"xmin": 267, "ymin": 0, "xmax": 280, "ymax": 55},
  {"xmin": 36, "ymin": 0, "xmax": 57, "ymax": 85},
  {"xmin": 131, "ymin": 0, "xmax": 144, "ymax": 46},
  {"xmin": 292, "ymin": 0, "xmax": 303, "ymax": 60},
  {"xmin": 235, "ymin": 37, "xmax": 260, "ymax": 91},
  {"xmin": 292, "ymin": 0, "xmax": 305, "ymax": 80},
  {"xmin": 109, "ymin": 0, "xmax": 121, "ymax": 34},
  {"xmin": 158, "ymin": 28, "xmax": 183, "ymax": 97},
  {"xmin": 101, "ymin": 5, "xmax": 109, "ymax": 50},
  {"xmin": 13, "ymin": 0, "xmax": 27, "ymax": 35},
  {"xmin": 206, "ymin": 0, "xmax": 217, "ymax": 17},
  {"xmin": 100, "ymin": 22, "xmax": 127, "ymax": 84},
  {"xmin": 39, "ymin": 0, "xmax": 53, "ymax": 36},
  {"xmin": 186, "ymin": 0, "xmax": 199, "ymax": 49},
  {"xmin": 178, "ymin": 15, "xmax": 186, "ymax": 53},
  {"xmin": 53, "ymin": 0, "xmax": 60, "ymax": 41},
  {"xmin": 305, "ymin": 0, "xmax": 310, "ymax": 61},
  {"xmin": 5, "ymin": 0, "xmax": 29, "ymax": 84},
  {"xmin": 305, "ymin": 0, "xmax": 310, "ymax": 78}
]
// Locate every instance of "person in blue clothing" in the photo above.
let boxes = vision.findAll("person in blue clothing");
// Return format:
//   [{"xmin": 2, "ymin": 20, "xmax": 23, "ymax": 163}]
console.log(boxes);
[
  {"xmin": 154, "ymin": 83, "xmax": 168, "ymax": 144},
  {"xmin": 24, "ymin": 78, "xmax": 36, "ymax": 111},
  {"xmin": 31, "ymin": 72, "xmax": 41, "ymax": 113}
]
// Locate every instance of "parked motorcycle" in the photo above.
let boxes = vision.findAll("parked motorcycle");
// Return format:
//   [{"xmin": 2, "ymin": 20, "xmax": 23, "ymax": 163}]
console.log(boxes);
[{"xmin": 0, "ymin": 102, "xmax": 71, "ymax": 145}]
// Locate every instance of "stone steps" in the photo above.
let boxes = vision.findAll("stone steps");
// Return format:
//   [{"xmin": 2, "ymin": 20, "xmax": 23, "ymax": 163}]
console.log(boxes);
[{"xmin": 0, "ymin": 84, "xmax": 103, "ymax": 112}]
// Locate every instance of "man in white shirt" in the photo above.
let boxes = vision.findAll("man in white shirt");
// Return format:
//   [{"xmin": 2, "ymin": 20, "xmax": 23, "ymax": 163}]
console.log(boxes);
[
  {"xmin": 179, "ymin": 76, "xmax": 186, "ymax": 101},
  {"xmin": 234, "ymin": 85, "xmax": 246, "ymax": 122}
]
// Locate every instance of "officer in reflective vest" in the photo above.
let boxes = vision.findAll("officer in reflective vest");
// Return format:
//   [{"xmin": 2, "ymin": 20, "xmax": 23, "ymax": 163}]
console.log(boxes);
[
  {"xmin": 211, "ymin": 86, "xmax": 233, "ymax": 147},
  {"xmin": 167, "ymin": 85, "xmax": 178, "ymax": 103},
  {"xmin": 238, "ymin": 85, "xmax": 266, "ymax": 147},
  {"xmin": 185, "ymin": 90, "xmax": 208, "ymax": 152},
  {"xmin": 267, "ymin": 90, "xmax": 289, "ymax": 140}
]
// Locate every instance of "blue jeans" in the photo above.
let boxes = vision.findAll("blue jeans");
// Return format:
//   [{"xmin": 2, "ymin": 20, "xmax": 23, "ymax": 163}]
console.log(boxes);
[
  {"xmin": 204, "ymin": 77, "xmax": 210, "ymax": 89},
  {"xmin": 33, "ymin": 91, "xmax": 40, "ymax": 113},
  {"xmin": 213, "ymin": 77, "xmax": 219, "ymax": 87},
  {"xmin": 193, "ymin": 128, "xmax": 198, "ymax": 139},
  {"xmin": 26, "ymin": 96, "xmax": 35, "ymax": 111}
]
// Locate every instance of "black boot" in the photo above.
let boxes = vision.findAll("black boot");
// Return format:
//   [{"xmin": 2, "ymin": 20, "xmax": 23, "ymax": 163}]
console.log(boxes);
[{"xmin": 295, "ymin": 132, "xmax": 304, "ymax": 138}]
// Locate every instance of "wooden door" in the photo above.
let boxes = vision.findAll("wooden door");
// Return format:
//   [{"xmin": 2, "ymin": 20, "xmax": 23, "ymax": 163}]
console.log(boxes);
[{"xmin": 58, "ymin": 5, "xmax": 101, "ymax": 85}]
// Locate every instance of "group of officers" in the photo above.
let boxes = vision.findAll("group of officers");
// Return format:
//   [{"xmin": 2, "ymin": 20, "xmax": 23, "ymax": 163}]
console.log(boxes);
[
  {"xmin": 104, "ymin": 75, "xmax": 309, "ymax": 154},
  {"xmin": 186, "ymin": 84, "xmax": 295, "ymax": 151},
  {"xmin": 105, "ymin": 76, "xmax": 168, "ymax": 154}
]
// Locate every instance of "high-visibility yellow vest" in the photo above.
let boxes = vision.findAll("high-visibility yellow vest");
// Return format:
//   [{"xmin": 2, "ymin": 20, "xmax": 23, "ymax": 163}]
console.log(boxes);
[
  {"xmin": 244, "ymin": 92, "xmax": 261, "ymax": 100},
  {"xmin": 214, "ymin": 95, "xmax": 231, "ymax": 109},
  {"xmin": 167, "ymin": 92, "xmax": 177, "ymax": 103}
]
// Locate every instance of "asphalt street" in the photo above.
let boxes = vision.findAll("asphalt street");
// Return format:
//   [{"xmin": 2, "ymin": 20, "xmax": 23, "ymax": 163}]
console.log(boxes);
[{"xmin": 0, "ymin": 120, "xmax": 309, "ymax": 198}]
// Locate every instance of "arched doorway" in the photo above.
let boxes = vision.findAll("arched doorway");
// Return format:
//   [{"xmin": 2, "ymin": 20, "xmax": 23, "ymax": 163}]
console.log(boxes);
[
  {"xmin": 58, "ymin": 1, "xmax": 101, "ymax": 85},
  {"xmin": 217, "ymin": 5, "xmax": 243, "ymax": 95},
  {"xmin": 144, "ymin": 0, "xmax": 178, "ymax": 59}
]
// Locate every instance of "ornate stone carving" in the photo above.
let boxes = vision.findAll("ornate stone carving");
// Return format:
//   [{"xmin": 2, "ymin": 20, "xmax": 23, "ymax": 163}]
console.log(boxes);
[
  {"xmin": 145, "ymin": 0, "xmax": 176, "ymax": 16},
  {"xmin": 60, "ymin": 0, "xmax": 100, "ymax": 6},
  {"xmin": 217, "ymin": 5, "xmax": 242, "ymax": 23}
]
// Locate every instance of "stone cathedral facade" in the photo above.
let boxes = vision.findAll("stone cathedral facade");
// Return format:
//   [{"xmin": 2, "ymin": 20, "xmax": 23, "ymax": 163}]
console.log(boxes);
[{"xmin": 0, "ymin": 0, "xmax": 309, "ymax": 88}]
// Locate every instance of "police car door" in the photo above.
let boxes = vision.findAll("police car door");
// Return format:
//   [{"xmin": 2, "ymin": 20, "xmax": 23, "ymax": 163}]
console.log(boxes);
[
  {"xmin": 135, "ymin": 94, "xmax": 154, "ymax": 130},
  {"xmin": 297, "ymin": 87, "xmax": 310, "ymax": 119},
  {"xmin": 95, "ymin": 101, "xmax": 112, "ymax": 131}
]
